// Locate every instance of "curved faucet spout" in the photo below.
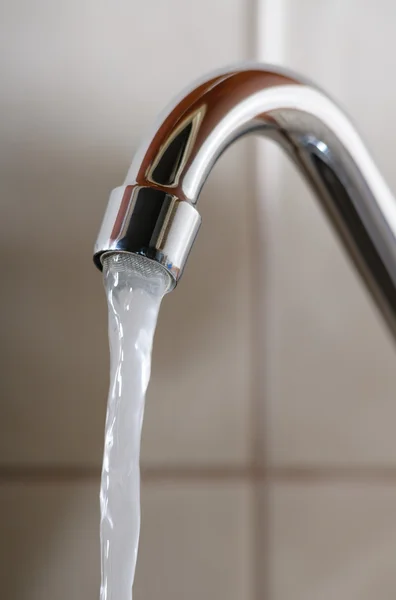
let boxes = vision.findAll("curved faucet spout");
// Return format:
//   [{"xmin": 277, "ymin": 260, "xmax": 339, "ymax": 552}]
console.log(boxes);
[{"xmin": 94, "ymin": 64, "xmax": 396, "ymax": 338}]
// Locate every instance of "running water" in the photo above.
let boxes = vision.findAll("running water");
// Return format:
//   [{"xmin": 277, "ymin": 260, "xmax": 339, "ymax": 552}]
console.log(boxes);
[{"xmin": 100, "ymin": 253, "xmax": 171, "ymax": 600}]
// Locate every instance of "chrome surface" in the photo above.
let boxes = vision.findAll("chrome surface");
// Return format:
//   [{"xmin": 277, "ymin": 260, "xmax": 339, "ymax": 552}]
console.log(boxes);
[
  {"xmin": 95, "ymin": 185, "xmax": 201, "ymax": 285},
  {"xmin": 94, "ymin": 64, "xmax": 396, "ymax": 336}
]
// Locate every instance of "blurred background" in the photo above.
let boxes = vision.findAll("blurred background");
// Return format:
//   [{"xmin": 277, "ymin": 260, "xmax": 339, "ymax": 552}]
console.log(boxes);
[{"xmin": 1, "ymin": 0, "xmax": 396, "ymax": 598}]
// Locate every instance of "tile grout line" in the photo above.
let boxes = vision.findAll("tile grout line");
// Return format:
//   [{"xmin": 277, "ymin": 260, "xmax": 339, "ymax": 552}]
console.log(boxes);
[
  {"xmin": 252, "ymin": 0, "xmax": 283, "ymax": 594},
  {"xmin": 254, "ymin": 0, "xmax": 290, "ymax": 595},
  {"xmin": 4, "ymin": 465, "xmax": 396, "ymax": 484},
  {"xmin": 255, "ymin": 0, "xmax": 292, "ymax": 596},
  {"xmin": 0, "ymin": 465, "xmax": 396, "ymax": 485}
]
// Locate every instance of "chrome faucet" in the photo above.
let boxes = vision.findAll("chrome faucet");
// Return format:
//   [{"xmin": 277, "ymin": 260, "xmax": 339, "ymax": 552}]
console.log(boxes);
[{"xmin": 94, "ymin": 64, "xmax": 396, "ymax": 337}]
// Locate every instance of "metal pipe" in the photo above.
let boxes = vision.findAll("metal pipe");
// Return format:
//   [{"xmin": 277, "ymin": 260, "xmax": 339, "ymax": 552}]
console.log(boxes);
[{"xmin": 94, "ymin": 64, "xmax": 396, "ymax": 338}]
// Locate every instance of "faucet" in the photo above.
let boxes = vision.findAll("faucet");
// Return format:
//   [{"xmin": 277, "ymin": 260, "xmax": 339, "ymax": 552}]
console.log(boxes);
[{"xmin": 93, "ymin": 64, "xmax": 396, "ymax": 337}]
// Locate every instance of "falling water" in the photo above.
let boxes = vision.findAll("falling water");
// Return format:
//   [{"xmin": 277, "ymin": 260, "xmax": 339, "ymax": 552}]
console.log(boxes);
[{"xmin": 100, "ymin": 253, "xmax": 171, "ymax": 600}]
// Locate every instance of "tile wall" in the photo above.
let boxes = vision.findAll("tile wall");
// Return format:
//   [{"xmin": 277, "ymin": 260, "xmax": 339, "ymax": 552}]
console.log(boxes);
[{"xmin": 1, "ymin": 0, "xmax": 396, "ymax": 598}]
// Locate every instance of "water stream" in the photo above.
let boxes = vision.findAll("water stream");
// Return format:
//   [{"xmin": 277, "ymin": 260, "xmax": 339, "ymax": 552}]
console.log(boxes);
[{"xmin": 100, "ymin": 253, "xmax": 171, "ymax": 600}]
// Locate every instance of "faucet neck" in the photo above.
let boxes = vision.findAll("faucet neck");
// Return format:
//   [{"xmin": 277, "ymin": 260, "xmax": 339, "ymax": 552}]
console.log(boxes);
[{"xmin": 95, "ymin": 64, "xmax": 396, "ymax": 338}]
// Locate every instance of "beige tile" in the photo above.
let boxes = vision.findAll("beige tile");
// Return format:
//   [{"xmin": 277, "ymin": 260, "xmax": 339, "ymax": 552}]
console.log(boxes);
[
  {"xmin": 259, "ymin": 0, "xmax": 396, "ymax": 466},
  {"xmin": 267, "ymin": 482, "xmax": 396, "ymax": 600},
  {"xmin": 264, "ymin": 164, "xmax": 396, "ymax": 466},
  {"xmin": 0, "ymin": 482, "xmax": 100, "ymax": 599},
  {"xmin": 135, "ymin": 481, "xmax": 254, "ymax": 600},
  {"xmin": 0, "ymin": 480, "xmax": 253, "ymax": 600},
  {"xmin": 0, "ymin": 0, "xmax": 252, "ymax": 466}
]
